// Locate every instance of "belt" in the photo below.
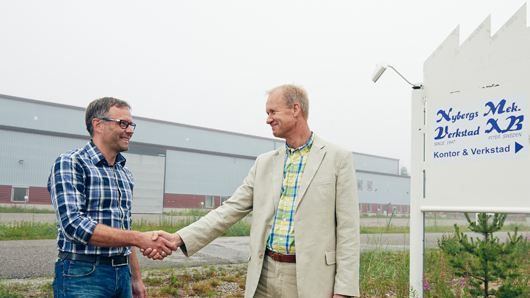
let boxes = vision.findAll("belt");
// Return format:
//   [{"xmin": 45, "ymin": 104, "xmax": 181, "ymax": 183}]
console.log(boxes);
[
  {"xmin": 58, "ymin": 252, "xmax": 129, "ymax": 267},
  {"xmin": 265, "ymin": 248, "xmax": 296, "ymax": 263}
]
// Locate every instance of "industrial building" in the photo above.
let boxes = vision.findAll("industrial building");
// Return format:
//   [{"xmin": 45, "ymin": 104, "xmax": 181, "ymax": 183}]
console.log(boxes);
[{"xmin": 0, "ymin": 94, "xmax": 410, "ymax": 215}]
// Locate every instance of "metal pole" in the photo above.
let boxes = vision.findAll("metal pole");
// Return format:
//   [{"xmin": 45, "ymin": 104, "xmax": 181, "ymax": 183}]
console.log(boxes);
[{"xmin": 409, "ymin": 87, "xmax": 425, "ymax": 297}]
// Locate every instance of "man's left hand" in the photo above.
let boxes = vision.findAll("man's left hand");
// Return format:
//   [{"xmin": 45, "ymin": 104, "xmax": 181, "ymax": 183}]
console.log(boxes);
[{"xmin": 132, "ymin": 277, "xmax": 147, "ymax": 298}]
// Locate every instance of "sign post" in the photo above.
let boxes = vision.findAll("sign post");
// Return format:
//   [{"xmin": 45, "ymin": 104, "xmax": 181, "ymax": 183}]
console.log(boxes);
[
  {"xmin": 409, "ymin": 5, "xmax": 530, "ymax": 297},
  {"xmin": 409, "ymin": 87, "xmax": 425, "ymax": 297}
]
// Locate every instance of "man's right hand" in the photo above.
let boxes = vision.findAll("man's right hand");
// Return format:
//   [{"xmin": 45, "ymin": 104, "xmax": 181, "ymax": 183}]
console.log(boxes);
[{"xmin": 141, "ymin": 231, "xmax": 182, "ymax": 260}]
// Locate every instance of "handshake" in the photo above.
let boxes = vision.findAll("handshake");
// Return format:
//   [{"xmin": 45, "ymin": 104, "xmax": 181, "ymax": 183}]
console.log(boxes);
[{"xmin": 136, "ymin": 230, "xmax": 183, "ymax": 260}]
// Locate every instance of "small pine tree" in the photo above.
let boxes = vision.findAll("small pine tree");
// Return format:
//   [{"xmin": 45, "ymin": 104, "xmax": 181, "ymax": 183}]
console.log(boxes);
[{"xmin": 438, "ymin": 213, "xmax": 529, "ymax": 298}]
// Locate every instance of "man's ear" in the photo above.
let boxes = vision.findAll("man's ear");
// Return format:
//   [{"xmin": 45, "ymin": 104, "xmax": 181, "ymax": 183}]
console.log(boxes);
[
  {"xmin": 292, "ymin": 103, "xmax": 302, "ymax": 117},
  {"xmin": 92, "ymin": 118, "xmax": 103, "ymax": 135}
]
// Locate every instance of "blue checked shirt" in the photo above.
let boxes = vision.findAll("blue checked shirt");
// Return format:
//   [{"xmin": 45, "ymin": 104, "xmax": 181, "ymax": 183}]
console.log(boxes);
[
  {"xmin": 48, "ymin": 141, "xmax": 134, "ymax": 256},
  {"xmin": 267, "ymin": 133, "xmax": 314, "ymax": 255}
]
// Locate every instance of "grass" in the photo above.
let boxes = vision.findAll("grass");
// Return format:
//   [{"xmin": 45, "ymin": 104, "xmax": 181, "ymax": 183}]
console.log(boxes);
[
  {"xmin": 0, "ymin": 205, "xmax": 209, "ymax": 217},
  {"xmin": 361, "ymin": 223, "xmax": 530, "ymax": 234},
  {"xmin": 163, "ymin": 209, "xmax": 210, "ymax": 217},
  {"xmin": 1, "ymin": 219, "xmax": 528, "ymax": 241},
  {"xmin": 133, "ymin": 216, "xmax": 251, "ymax": 237},
  {"xmin": 358, "ymin": 250, "xmax": 460, "ymax": 296},
  {"xmin": 0, "ymin": 277, "xmax": 53, "ymax": 298},
  {"xmin": 360, "ymin": 250, "xmax": 410, "ymax": 297},
  {"xmin": 359, "ymin": 247, "xmax": 529, "ymax": 297},
  {"xmin": 0, "ymin": 217, "xmax": 252, "ymax": 241},
  {"xmin": 1, "ymin": 247, "xmax": 528, "ymax": 297},
  {"xmin": 1, "ymin": 207, "xmax": 528, "ymax": 242},
  {"xmin": 0, "ymin": 283, "xmax": 24, "ymax": 298},
  {"xmin": 0, "ymin": 206, "xmax": 53, "ymax": 214},
  {"xmin": 0, "ymin": 222, "xmax": 58, "ymax": 241}
]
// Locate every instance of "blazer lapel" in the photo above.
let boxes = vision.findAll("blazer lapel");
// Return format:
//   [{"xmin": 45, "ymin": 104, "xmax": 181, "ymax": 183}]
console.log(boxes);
[
  {"xmin": 295, "ymin": 136, "xmax": 326, "ymax": 211},
  {"xmin": 271, "ymin": 148, "xmax": 285, "ymax": 213}
]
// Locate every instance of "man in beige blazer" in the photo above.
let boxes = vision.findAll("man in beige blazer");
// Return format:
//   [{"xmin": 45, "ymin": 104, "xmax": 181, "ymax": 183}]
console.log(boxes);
[{"xmin": 147, "ymin": 84, "xmax": 360, "ymax": 297}]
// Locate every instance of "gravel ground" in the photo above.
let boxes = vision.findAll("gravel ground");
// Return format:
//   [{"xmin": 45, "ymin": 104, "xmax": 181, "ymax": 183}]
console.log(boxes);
[{"xmin": 0, "ymin": 264, "xmax": 248, "ymax": 298}]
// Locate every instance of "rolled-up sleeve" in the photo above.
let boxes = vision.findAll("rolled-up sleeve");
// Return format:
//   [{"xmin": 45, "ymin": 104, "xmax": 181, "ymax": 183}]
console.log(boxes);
[{"xmin": 48, "ymin": 155, "xmax": 97, "ymax": 245}]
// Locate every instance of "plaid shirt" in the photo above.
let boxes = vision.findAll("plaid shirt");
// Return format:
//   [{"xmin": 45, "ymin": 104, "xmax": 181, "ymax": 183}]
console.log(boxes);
[
  {"xmin": 48, "ymin": 141, "xmax": 134, "ymax": 256},
  {"xmin": 267, "ymin": 133, "xmax": 314, "ymax": 255}
]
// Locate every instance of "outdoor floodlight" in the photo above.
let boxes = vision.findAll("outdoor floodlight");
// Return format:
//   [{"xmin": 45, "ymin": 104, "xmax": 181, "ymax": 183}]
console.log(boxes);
[
  {"xmin": 371, "ymin": 64, "xmax": 387, "ymax": 83},
  {"xmin": 372, "ymin": 64, "xmax": 422, "ymax": 89}
]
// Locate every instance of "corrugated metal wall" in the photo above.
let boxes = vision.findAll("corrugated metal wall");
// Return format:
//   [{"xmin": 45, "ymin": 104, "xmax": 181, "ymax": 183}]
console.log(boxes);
[
  {"xmin": 0, "ymin": 130, "xmax": 87, "ymax": 187},
  {"xmin": 123, "ymin": 153, "xmax": 165, "ymax": 214},
  {"xmin": 0, "ymin": 94, "xmax": 411, "ymax": 211},
  {"xmin": 0, "ymin": 97, "xmax": 86, "ymax": 137},
  {"xmin": 0, "ymin": 129, "xmax": 168, "ymax": 213},
  {"xmin": 165, "ymin": 150, "xmax": 255, "ymax": 196},
  {"xmin": 352, "ymin": 153, "xmax": 399, "ymax": 175},
  {"xmin": 0, "ymin": 95, "xmax": 283, "ymax": 158},
  {"xmin": 0, "ymin": 127, "xmax": 410, "ymax": 209},
  {"xmin": 356, "ymin": 171, "xmax": 409, "ymax": 205}
]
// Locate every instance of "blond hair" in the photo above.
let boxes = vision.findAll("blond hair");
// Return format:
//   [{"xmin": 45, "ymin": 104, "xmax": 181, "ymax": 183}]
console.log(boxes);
[{"xmin": 268, "ymin": 84, "xmax": 309, "ymax": 119}]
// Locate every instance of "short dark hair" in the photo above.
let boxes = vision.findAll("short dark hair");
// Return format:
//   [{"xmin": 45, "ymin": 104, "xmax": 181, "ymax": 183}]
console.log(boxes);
[{"xmin": 85, "ymin": 97, "xmax": 131, "ymax": 136}]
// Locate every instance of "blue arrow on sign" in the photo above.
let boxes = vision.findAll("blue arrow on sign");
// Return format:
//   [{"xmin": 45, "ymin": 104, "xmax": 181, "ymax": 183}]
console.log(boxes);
[{"xmin": 515, "ymin": 142, "xmax": 524, "ymax": 154}]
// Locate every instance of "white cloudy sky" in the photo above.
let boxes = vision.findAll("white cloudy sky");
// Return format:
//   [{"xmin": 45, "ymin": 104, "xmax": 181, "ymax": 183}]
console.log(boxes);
[{"xmin": 0, "ymin": 0, "xmax": 527, "ymax": 168}]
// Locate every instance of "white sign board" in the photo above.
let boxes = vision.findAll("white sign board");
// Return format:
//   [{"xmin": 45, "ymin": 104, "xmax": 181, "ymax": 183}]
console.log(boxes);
[
  {"xmin": 424, "ymin": 86, "xmax": 530, "ymax": 211},
  {"xmin": 429, "ymin": 90, "xmax": 526, "ymax": 161}
]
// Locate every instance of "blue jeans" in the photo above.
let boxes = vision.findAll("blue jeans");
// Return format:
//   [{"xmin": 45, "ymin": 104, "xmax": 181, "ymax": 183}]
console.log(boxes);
[{"xmin": 53, "ymin": 258, "xmax": 132, "ymax": 298}]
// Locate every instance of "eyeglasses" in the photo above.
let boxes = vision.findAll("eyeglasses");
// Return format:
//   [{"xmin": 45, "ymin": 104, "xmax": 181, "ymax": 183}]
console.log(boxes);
[{"xmin": 99, "ymin": 117, "xmax": 137, "ymax": 131}]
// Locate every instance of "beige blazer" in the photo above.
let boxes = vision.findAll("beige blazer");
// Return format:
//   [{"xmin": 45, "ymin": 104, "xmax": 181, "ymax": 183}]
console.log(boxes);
[{"xmin": 177, "ymin": 135, "xmax": 360, "ymax": 297}]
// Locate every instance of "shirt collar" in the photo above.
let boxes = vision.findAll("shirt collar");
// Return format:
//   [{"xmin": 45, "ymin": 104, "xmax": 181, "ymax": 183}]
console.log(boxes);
[
  {"xmin": 85, "ymin": 140, "xmax": 127, "ymax": 167},
  {"xmin": 285, "ymin": 132, "xmax": 314, "ymax": 155}
]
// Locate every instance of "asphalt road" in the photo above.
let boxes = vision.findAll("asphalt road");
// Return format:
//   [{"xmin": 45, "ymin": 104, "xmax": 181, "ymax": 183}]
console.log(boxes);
[
  {"xmin": 1, "ymin": 213, "xmax": 528, "ymax": 279},
  {"xmin": 0, "ymin": 233, "xmax": 440, "ymax": 279}
]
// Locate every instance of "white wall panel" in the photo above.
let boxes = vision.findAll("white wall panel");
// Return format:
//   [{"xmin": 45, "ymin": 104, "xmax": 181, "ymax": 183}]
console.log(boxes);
[
  {"xmin": 356, "ymin": 172, "xmax": 409, "ymax": 205},
  {"xmin": 352, "ymin": 153, "xmax": 400, "ymax": 175},
  {"xmin": 0, "ymin": 129, "xmax": 86, "ymax": 186},
  {"xmin": 165, "ymin": 150, "xmax": 254, "ymax": 196},
  {"xmin": 123, "ymin": 153, "xmax": 165, "ymax": 214}
]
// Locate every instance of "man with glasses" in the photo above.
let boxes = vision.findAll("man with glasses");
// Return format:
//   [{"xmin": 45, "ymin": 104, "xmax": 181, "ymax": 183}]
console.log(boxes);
[{"xmin": 48, "ymin": 97, "xmax": 176, "ymax": 298}]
